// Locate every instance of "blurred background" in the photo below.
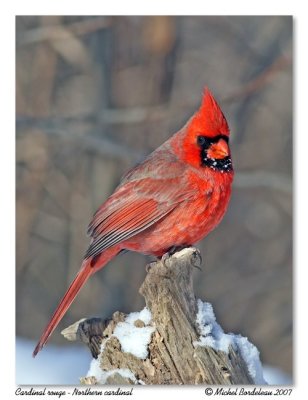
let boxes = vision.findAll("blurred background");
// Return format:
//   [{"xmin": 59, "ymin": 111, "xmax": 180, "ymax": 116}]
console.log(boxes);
[{"xmin": 16, "ymin": 16, "xmax": 292, "ymax": 383}]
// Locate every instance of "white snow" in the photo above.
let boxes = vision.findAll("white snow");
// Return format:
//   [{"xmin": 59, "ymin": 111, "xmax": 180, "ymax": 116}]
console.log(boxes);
[
  {"xmin": 193, "ymin": 299, "xmax": 267, "ymax": 385},
  {"xmin": 234, "ymin": 335, "xmax": 266, "ymax": 385},
  {"xmin": 86, "ymin": 307, "xmax": 154, "ymax": 383},
  {"xmin": 87, "ymin": 357, "xmax": 137, "ymax": 384},
  {"xmin": 16, "ymin": 336, "xmax": 292, "ymax": 385},
  {"xmin": 112, "ymin": 307, "xmax": 155, "ymax": 359},
  {"xmin": 16, "ymin": 306, "xmax": 292, "ymax": 385}
]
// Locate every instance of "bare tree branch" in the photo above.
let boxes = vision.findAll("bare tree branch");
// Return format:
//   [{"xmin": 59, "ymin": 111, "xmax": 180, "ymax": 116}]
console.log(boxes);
[{"xmin": 17, "ymin": 17, "xmax": 112, "ymax": 46}]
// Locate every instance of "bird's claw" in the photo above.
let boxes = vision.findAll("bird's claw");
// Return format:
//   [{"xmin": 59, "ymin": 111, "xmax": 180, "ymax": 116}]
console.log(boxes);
[
  {"xmin": 161, "ymin": 245, "xmax": 196, "ymax": 266},
  {"xmin": 161, "ymin": 252, "xmax": 171, "ymax": 265},
  {"xmin": 146, "ymin": 261, "xmax": 157, "ymax": 272},
  {"xmin": 190, "ymin": 248, "xmax": 203, "ymax": 271}
]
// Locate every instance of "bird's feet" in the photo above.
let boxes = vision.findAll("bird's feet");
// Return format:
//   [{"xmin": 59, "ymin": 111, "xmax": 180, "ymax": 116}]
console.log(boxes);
[
  {"xmin": 161, "ymin": 245, "xmax": 202, "ymax": 270},
  {"xmin": 161, "ymin": 245, "xmax": 185, "ymax": 264},
  {"xmin": 146, "ymin": 246, "xmax": 202, "ymax": 271},
  {"xmin": 146, "ymin": 261, "xmax": 158, "ymax": 272}
]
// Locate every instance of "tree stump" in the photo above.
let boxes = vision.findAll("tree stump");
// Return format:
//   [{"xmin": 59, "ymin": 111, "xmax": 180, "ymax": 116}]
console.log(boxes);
[{"xmin": 62, "ymin": 247, "xmax": 263, "ymax": 385}]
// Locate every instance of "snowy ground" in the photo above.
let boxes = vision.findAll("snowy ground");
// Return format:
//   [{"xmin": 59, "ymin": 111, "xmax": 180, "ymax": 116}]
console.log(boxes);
[
  {"xmin": 16, "ymin": 297, "xmax": 291, "ymax": 386},
  {"xmin": 16, "ymin": 337, "xmax": 292, "ymax": 385},
  {"xmin": 16, "ymin": 337, "xmax": 91, "ymax": 385}
]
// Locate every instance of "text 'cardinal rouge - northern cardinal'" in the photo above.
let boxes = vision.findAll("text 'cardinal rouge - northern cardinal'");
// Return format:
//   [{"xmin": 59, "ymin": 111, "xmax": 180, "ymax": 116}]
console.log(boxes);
[{"xmin": 33, "ymin": 88, "xmax": 234, "ymax": 357}]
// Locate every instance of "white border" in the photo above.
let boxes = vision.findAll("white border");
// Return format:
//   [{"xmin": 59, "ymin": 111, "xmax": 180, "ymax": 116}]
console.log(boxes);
[{"xmin": 2, "ymin": 1, "xmax": 305, "ymax": 399}]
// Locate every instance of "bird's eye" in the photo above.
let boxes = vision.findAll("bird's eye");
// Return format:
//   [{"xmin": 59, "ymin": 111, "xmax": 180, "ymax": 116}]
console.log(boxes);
[{"xmin": 197, "ymin": 136, "xmax": 206, "ymax": 146}]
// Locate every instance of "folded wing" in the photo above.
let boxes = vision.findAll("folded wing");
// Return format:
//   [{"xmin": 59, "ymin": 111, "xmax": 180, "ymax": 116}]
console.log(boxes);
[{"xmin": 84, "ymin": 145, "xmax": 208, "ymax": 259}]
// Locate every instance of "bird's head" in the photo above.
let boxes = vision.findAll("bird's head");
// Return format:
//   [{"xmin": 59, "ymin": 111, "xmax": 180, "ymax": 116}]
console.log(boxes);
[{"xmin": 173, "ymin": 88, "xmax": 233, "ymax": 173}]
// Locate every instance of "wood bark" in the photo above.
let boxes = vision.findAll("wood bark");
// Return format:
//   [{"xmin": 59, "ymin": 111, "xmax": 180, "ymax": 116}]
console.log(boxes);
[{"xmin": 62, "ymin": 247, "xmax": 254, "ymax": 385}]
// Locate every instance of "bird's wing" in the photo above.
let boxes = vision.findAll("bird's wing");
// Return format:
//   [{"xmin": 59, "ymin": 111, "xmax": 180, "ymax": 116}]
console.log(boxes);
[
  {"xmin": 85, "ymin": 142, "xmax": 216, "ymax": 259},
  {"xmin": 85, "ymin": 175, "xmax": 197, "ymax": 259}
]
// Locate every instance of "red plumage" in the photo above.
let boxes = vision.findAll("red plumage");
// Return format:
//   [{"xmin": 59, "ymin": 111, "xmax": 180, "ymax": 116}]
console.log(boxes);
[{"xmin": 33, "ymin": 88, "xmax": 234, "ymax": 357}]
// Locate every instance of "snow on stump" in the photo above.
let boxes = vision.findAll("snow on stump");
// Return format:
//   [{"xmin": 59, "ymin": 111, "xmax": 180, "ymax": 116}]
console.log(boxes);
[{"xmin": 62, "ymin": 247, "xmax": 266, "ymax": 385}]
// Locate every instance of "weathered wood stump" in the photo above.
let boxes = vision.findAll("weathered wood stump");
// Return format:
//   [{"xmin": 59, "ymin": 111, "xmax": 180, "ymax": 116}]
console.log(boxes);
[{"xmin": 62, "ymin": 247, "xmax": 256, "ymax": 385}]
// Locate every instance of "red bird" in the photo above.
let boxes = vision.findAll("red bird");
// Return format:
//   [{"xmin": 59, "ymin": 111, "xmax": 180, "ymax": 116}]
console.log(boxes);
[{"xmin": 33, "ymin": 88, "xmax": 234, "ymax": 357}]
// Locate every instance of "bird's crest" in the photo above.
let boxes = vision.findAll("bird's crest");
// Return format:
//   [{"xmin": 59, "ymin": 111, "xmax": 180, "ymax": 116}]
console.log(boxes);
[{"xmin": 191, "ymin": 88, "xmax": 230, "ymax": 137}]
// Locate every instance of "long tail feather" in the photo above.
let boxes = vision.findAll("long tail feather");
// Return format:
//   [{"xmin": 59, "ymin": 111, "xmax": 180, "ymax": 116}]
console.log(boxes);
[{"xmin": 32, "ymin": 260, "xmax": 93, "ymax": 357}]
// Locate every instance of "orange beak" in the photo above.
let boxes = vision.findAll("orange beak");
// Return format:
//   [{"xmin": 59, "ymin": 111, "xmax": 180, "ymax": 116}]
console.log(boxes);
[{"xmin": 207, "ymin": 139, "xmax": 229, "ymax": 159}]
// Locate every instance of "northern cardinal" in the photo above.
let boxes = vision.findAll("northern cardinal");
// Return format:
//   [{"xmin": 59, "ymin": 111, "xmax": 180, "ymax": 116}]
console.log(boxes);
[{"xmin": 33, "ymin": 88, "xmax": 233, "ymax": 357}]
